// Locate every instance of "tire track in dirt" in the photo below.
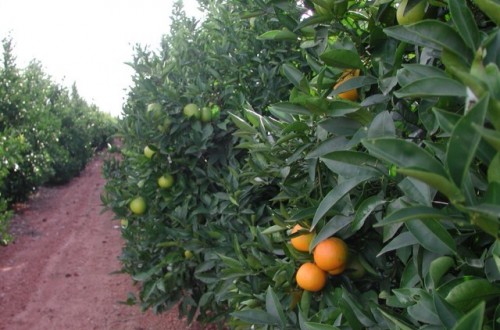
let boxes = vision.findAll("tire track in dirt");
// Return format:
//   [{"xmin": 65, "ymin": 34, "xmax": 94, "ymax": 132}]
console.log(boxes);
[{"xmin": 0, "ymin": 153, "xmax": 202, "ymax": 330}]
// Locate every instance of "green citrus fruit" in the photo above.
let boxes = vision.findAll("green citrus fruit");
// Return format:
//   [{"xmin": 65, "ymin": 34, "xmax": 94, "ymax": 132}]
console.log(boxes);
[
  {"xmin": 397, "ymin": 0, "xmax": 427, "ymax": 25},
  {"xmin": 130, "ymin": 197, "xmax": 146, "ymax": 215},
  {"xmin": 144, "ymin": 146, "xmax": 155, "ymax": 159},
  {"xmin": 200, "ymin": 107, "xmax": 212, "ymax": 122},
  {"xmin": 120, "ymin": 219, "xmax": 128, "ymax": 228},
  {"xmin": 147, "ymin": 103, "xmax": 162, "ymax": 120},
  {"xmin": 158, "ymin": 174, "xmax": 174, "ymax": 189},
  {"xmin": 183, "ymin": 103, "xmax": 200, "ymax": 118}
]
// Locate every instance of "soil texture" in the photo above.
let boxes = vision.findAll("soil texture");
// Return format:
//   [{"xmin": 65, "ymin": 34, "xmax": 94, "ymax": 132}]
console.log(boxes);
[{"xmin": 0, "ymin": 153, "xmax": 203, "ymax": 330}]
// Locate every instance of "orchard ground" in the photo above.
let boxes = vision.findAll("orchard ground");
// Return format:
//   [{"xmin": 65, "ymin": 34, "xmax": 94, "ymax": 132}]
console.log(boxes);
[{"xmin": 0, "ymin": 151, "xmax": 205, "ymax": 330}]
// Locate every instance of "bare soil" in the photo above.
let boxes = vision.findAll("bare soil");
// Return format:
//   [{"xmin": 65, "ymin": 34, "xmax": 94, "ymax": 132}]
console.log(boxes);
[{"xmin": 0, "ymin": 152, "xmax": 204, "ymax": 330}]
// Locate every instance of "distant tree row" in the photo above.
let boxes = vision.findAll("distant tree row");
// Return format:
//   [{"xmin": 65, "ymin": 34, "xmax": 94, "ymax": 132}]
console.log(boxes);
[{"xmin": 0, "ymin": 37, "xmax": 117, "ymax": 244}]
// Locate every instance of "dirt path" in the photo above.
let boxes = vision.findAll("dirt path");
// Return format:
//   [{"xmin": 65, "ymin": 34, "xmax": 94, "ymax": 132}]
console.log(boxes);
[{"xmin": 0, "ymin": 153, "xmax": 202, "ymax": 330}]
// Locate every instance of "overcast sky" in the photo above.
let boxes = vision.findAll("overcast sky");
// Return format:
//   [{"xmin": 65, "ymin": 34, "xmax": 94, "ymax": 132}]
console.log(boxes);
[{"xmin": 0, "ymin": 0, "xmax": 203, "ymax": 117}]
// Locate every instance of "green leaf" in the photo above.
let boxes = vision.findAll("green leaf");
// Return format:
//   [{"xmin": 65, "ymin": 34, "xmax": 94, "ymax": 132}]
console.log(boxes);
[
  {"xmin": 310, "ymin": 215, "xmax": 353, "ymax": 250},
  {"xmin": 485, "ymin": 241, "xmax": 500, "ymax": 283},
  {"xmin": 319, "ymin": 117, "xmax": 362, "ymax": 136},
  {"xmin": 377, "ymin": 307, "xmax": 416, "ymax": 330},
  {"xmin": 489, "ymin": 153, "xmax": 500, "ymax": 183},
  {"xmin": 327, "ymin": 100, "xmax": 362, "ymax": 117},
  {"xmin": 433, "ymin": 293, "xmax": 461, "ymax": 329},
  {"xmin": 304, "ymin": 322, "xmax": 341, "ymax": 330},
  {"xmin": 384, "ymin": 20, "xmax": 472, "ymax": 63},
  {"xmin": 445, "ymin": 278, "xmax": 500, "ymax": 311},
  {"xmin": 377, "ymin": 231, "xmax": 419, "ymax": 257},
  {"xmin": 427, "ymin": 256, "xmax": 455, "ymax": 290},
  {"xmin": 448, "ymin": 0, "xmax": 480, "ymax": 51},
  {"xmin": 446, "ymin": 96, "xmax": 488, "ymax": 188},
  {"xmin": 275, "ymin": 10, "xmax": 298, "ymax": 32},
  {"xmin": 217, "ymin": 253, "xmax": 243, "ymax": 269},
  {"xmin": 231, "ymin": 309, "xmax": 280, "ymax": 326},
  {"xmin": 352, "ymin": 195, "xmax": 386, "ymax": 231},
  {"xmin": 397, "ymin": 168, "xmax": 464, "ymax": 204},
  {"xmin": 367, "ymin": 111, "xmax": 396, "ymax": 138},
  {"xmin": 401, "ymin": 259, "xmax": 420, "ymax": 288},
  {"xmin": 270, "ymin": 102, "xmax": 311, "ymax": 116},
  {"xmin": 406, "ymin": 218, "xmax": 457, "ymax": 255},
  {"xmin": 305, "ymin": 136, "xmax": 350, "ymax": 159},
  {"xmin": 466, "ymin": 207, "xmax": 500, "ymax": 238},
  {"xmin": 398, "ymin": 177, "xmax": 435, "ymax": 206},
  {"xmin": 266, "ymin": 286, "xmax": 286, "ymax": 328},
  {"xmin": 397, "ymin": 64, "xmax": 449, "ymax": 87},
  {"xmin": 394, "ymin": 77, "xmax": 467, "ymax": 98},
  {"xmin": 198, "ymin": 292, "xmax": 214, "ymax": 307},
  {"xmin": 282, "ymin": 63, "xmax": 307, "ymax": 91},
  {"xmin": 312, "ymin": 174, "xmax": 374, "ymax": 229},
  {"xmin": 472, "ymin": 0, "xmax": 500, "ymax": 25},
  {"xmin": 407, "ymin": 290, "xmax": 441, "ymax": 325},
  {"xmin": 433, "ymin": 108, "xmax": 461, "ymax": 135},
  {"xmin": 228, "ymin": 112, "xmax": 258, "ymax": 134},
  {"xmin": 342, "ymin": 288, "xmax": 376, "ymax": 327},
  {"xmin": 362, "ymin": 138, "xmax": 448, "ymax": 177},
  {"xmin": 320, "ymin": 151, "xmax": 382, "ymax": 179},
  {"xmin": 320, "ymin": 49, "xmax": 364, "ymax": 70},
  {"xmin": 451, "ymin": 301, "xmax": 485, "ymax": 330},
  {"xmin": 474, "ymin": 124, "xmax": 500, "ymax": 152},
  {"xmin": 257, "ymin": 29, "xmax": 298, "ymax": 41},
  {"xmin": 132, "ymin": 266, "xmax": 159, "ymax": 282}
]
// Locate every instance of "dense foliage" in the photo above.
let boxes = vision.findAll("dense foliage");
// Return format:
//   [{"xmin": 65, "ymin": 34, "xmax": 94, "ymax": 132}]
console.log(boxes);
[
  {"xmin": 0, "ymin": 37, "xmax": 116, "ymax": 244},
  {"xmin": 103, "ymin": 0, "xmax": 499, "ymax": 328}
]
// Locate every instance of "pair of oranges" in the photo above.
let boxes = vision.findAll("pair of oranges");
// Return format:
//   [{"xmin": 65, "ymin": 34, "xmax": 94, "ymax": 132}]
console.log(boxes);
[{"xmin": 290, "ymin": 224, "xmax": 349, "ymax": 292}]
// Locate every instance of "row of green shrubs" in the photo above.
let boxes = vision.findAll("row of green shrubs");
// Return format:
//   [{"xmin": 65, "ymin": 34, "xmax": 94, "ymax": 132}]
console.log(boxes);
[
  {"xmin": 0, "ymin": 37, "xmax": 117, "ymax": 244},
  {"xmin": 103, "ymin": 0, "xmax": 499, "ymax": 329}
]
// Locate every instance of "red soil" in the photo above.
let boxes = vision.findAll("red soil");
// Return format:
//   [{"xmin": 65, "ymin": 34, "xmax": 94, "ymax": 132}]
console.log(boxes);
[{"xmin": 0, "ymin": 153, "xmax": 203, "ymax": 330}]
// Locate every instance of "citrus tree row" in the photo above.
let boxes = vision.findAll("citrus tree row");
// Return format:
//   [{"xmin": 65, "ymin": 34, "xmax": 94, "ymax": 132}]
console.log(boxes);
[
  {"xmin": 0, "ymin": 37, "xmax": 116, "ymax": 244},
  {"xmin": 103, "ymin": 0, "xmax": 499, "ymax": 328}
]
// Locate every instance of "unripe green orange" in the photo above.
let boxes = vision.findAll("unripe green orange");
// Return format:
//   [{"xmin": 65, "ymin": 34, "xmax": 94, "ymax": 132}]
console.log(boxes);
[
  {"xmin": 130, "ymin": 197, "xmax": 146, "ymax": 215},
  {"xmin": 397, "ymin": 0, "xmax": 427, "ymax": 25},
  {"xmin": 157, "ymin": 174, "xmax": 174, "ymax": 189},
  {"xmin": 183, "ymin": 103, "xmax": 200, "ymax": 118},
  {"xmin": 144, "ymin": 146, "xmax": 155, "ymax": 159}
]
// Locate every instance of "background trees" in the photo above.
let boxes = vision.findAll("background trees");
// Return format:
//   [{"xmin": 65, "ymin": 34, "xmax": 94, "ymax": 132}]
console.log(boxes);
[{"xmin": 0, "ymin": 37, "xmax": 116, "ymax": 244}]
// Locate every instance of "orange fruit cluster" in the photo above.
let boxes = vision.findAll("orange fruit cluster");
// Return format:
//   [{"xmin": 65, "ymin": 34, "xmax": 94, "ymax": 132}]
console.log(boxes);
[{"xmin": 290, "ymin": 224, "xmax": 349, "ymax": 292}]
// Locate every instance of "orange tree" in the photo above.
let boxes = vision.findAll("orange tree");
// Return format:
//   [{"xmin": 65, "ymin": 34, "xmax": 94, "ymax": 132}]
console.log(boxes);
[
  {"xmin": 102, "ymin": 0, "xmax": 302, "ymax": 325},
  {"xmin": 103, "ymin": 0, "xmax": 499, "ymax": 328},
  {"xmin": 226, "ymin": 0, "xmax": 499, "ymax": 328}
]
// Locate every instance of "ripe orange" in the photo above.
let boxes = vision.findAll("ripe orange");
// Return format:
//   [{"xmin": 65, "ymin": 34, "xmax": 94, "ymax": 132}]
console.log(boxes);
[
  {"xmin": 290, "ymin": 224, "xmax": 314, "ymax": 252},
  {"xmin": 296, "ymin": 262, "xmax": 327, "ymax": 292},
  {"xmin": 334, "ymin": 69, "xmax": 360, "ymax": 101},
  {"xmin": 328, "ymin": 263, "xmax": 346, "ymax": 275},
  {"xmin": 313, "ymin": 237, "xmax": 348, "ymax": 271},
  {"xmin": 334, "ymin": 75, "xmax": 358, "ymax": 101}
]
